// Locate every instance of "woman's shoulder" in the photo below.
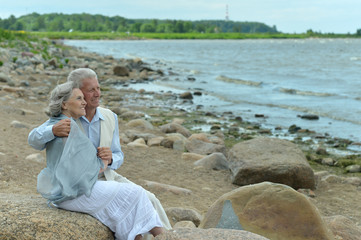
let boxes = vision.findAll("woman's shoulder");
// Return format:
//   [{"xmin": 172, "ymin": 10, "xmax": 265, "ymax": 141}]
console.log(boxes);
[{"xmin": 49, "ymin": 114, "xmax": 69, "ymax": 123}]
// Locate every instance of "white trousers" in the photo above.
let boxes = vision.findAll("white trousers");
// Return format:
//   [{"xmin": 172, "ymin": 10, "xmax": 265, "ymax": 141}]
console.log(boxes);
[
  {"xmin": 104, "ymin": 169, "xmax": 172, "ymax": 232},
  {"xmin": 58, "ymin": 181, "xmax": 163, "ymax": 240}
]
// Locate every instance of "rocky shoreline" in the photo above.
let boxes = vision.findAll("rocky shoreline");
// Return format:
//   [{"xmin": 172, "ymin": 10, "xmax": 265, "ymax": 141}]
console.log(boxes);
[{"xmin": 1, "ymin": 38, "xmax": 361, "ymax": 239}]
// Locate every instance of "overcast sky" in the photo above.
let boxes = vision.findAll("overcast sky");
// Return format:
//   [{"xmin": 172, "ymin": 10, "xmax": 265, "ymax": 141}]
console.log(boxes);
[{"xmin": 0, "ymin": 0, "xmax": 360, "ymax": 33}]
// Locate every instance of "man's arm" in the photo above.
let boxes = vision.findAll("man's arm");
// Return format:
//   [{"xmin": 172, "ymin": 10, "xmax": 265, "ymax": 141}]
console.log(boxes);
[
  {"xmin": 28, "ymin": 119, "xmax": 71, "ymax": 150},
  {"xmin": 108, "ymin": 113, "xmax": 124, "ymax": 170}
]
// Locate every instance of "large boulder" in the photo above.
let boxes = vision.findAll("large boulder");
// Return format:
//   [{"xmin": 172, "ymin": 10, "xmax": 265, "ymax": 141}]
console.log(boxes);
[
  {"xmin": 199, "ymin": 182, "xmax": 335, "ymax": 240},
  {"xmin": 227, "ymin": 137, "xmax": 315, "ymax": 189},
  {"xmin": 0, "ymin": 193, "xmax": 113, "ymax": 239}
]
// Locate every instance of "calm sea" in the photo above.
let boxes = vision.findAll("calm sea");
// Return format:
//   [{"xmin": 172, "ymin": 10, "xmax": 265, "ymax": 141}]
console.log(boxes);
[{"xmin": 65, "ymin": 39, "xmax": 361, "ymax": 144}]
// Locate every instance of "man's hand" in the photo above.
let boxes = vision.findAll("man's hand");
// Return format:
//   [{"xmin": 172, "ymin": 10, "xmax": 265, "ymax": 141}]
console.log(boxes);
[
  {"xmin": 97, "ymin": 147, "xmax": 112, "ymax": 164},
  {"xmin": 99, "ymin": 159, "xmax": 108, "ymax": 173},
  {"xmin": 52, "ymin": 119, "xmax": 71, "ymax": 137}
]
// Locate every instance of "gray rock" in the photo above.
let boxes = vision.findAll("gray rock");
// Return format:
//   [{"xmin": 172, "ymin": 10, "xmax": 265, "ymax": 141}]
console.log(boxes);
[
  {"xmin": 21, "ymin": 51, "xmax": 35, "ymax": 58},
  {"xmin": 15, "ymin": 58, "xmax": 33, "ymax": 67},
  {"xmin": 127, "ymin": 138, "xmax": 148, "ymax": 148},
  {"xmin": 227, "ymin": 137, "xmax": 315, "ymax": 189},
  {"xmin": 0, "ymin": 193, "xmax": 114, "ymax": 240},
  {"xmin": 343, "ymin": 177, "xmax": 361, "ymax": 186},
  {"xmin": 172, "ymin": 139, "xmax": 187, "ymax": 152},
  {"xmin": 47, "ymin": 58, "xmax": 57, "ymax": 67},
  {"xmin": 321, "ymin": 174, "xmax": 343, "ymax": 184},
  {"xmin": 139, "ymin": 69, "xmax": 149, "ymax": 80},
  {"xmin": 113, "ymin": 65, "xmax": 129, "ymax": 76},
  {"xmin": 147, "ymin": 136, "xmax": 165, "ymax": 147},
  {"xmin": 120, "ymin": 111, "xmax": 144, "ymax": 119},
  {"xmin": 346, "ymin": 164, "xmax": 361, "ymax": 173},
  {"xmin": 173, "ymin": 221, "xmax": 196, "ymax": 229},
  {"xmin": 126, "ymin": 119, "xmax": 154, "ymax": 130},
  {"xmin": 160, "ymin": 123, "xmax": 191, "ymax": 138},
  {"xmin": 323, "ymin": 215, "xmax": 361, "ymax": 240},
  {"xmin": 144, "ymin": 180, "xmax": 192, "ymax": 196},
  {"xmin": 10, "ymin": 120, "xmax": 30, "ymax": 128},
  {"xmin": 199, "ymin": 182, "xmax": 334, "ymax": 240},
  {"xmin": 321, "ymin": 157, "xmax": 334, "ymax": 166},
  {"xmin": 185, "ymin": 139, "xmax": 227, "ymax": 156},
  {"xmin": 0, "ymin": 72, "xmax": 11, "ymax": 83},
  {"xmin": 155, "ymin": 228, "xmax": 269, "ymax": 240},
  {"xmin": 125, "ymin": 130, "xmax": 159, "ymax": 142},
  {"xmin": 299, "ymin": 114, "xmax": 320, "ymax": 120},
  {"xmin": 181, "ymin": 152, "xmax": 206, "ymax": 161},
  {"xmin": 165, "ymin": 207, "xmax": 203, "ymax": 227},
  {"xmin": 194, "ymin": 152, "xmax": 229, "ymax": 170},
  {"xmin": 25, "ymin": 153, "xmax": 45, "ymax": 163},
  {"xmin": 216, "ymin": 200, "xmax": 243, "ymax": 230},
  {"xmin": 160, "ymin": 133, "xmax": 188, "ymax": 151},
  {"xmin": 179, "ymin": 92, "xmax": 193, "ymax": 99}
]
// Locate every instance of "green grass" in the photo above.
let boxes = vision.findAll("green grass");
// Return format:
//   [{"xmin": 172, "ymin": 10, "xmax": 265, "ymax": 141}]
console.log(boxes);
[{"xmin": 27, "ymin": 31, "xmax": 360, "ymax": 40}]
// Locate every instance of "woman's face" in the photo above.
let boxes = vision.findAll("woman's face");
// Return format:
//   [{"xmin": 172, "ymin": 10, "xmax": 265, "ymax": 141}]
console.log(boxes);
[{"xmin": 62, "ymin": 88, "xmax": 87, "ymax": 119}]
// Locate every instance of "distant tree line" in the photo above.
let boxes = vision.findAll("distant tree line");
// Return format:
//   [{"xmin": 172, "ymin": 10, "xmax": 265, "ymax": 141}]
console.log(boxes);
[{"xmin": 0, "ymin": 13, "xmax": 278, "ymax": 33}]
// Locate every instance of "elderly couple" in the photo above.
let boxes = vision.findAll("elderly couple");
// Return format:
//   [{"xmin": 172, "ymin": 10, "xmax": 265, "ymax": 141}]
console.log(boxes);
[{"xmin": 28, "ymin": 68, "xmax": 171, "ymax": 240}]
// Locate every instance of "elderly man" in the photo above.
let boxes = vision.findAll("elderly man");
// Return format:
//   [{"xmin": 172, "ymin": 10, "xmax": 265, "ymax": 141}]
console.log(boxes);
[{"xmin": 28, "ymin": 68, "xmax": 172, "ymax": 233}]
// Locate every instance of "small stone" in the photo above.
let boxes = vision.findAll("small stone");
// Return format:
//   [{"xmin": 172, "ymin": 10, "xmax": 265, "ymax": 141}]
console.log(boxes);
[
  {"xmin": 25, "ymin": 153, "xmax": 45, "ymax": 163},
  {"xmin": 179, "ymin": 92, "xmax": 193, "ymax": 99},
  {"xmin": 113, "ymin": 65, "xmax": 129, "ymax": 76},
  {"xmin": 288, "ymin": 124, "xmax": 301, "ymax": 133},
  {"xmin": 316, "ymin": 147, "xmax": 328, "ymax": 155},
  {"xmin": 321, "ymin": 158, "xmax": 334, "ymax": 166},
  {"xmin": 10, "ymin": 120, "xmax": 29, "ymax": 128},
  {"xmin": 173, "ymin": 221, "xmax": 196, "ymax": 229},
  {"xmin": 299, "ymin": 114, "xmax": 319, "ymax": 120},
  {"xmin": 346, "ymin": 165, "xmax": 361, "ymax": 173}
]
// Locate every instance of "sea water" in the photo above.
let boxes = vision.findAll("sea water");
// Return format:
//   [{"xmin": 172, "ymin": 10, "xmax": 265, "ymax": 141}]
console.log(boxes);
[{"xmin": 65, "ymin": 39, "xmax": 361, "ymax": 143}]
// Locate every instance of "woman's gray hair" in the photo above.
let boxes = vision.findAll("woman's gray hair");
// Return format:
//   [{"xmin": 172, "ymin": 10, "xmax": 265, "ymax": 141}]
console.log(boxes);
[
  {"xmin": 48, "ymin": 82, "xmax": 75, "ymax": 117},
  {"xmin": 67, "ymin": 68, "xmax": 98, "ymax": 88}
]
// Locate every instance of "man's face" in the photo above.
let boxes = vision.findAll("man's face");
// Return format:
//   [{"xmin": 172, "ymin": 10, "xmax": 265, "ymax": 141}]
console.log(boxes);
[{"xmin": 80, "ymin": 77, "xmax": 101, "ymax": 110}]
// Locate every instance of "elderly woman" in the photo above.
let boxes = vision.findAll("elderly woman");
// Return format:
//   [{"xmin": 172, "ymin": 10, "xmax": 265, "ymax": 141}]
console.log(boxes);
[{"xmin": 34, "ymin": 82, "xmax": 164, "ymax": 240}]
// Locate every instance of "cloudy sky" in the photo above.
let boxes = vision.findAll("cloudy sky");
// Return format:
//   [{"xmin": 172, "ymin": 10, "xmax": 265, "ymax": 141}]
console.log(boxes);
[{"xmin": 0, "ymin": 0, "xmax": 360, "ymax": 33}]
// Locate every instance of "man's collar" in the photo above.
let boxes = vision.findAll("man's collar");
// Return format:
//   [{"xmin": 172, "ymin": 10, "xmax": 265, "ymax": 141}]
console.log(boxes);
[{"xmin": 80, "ymin": 108, "xmax": 105, "ymax": 123}]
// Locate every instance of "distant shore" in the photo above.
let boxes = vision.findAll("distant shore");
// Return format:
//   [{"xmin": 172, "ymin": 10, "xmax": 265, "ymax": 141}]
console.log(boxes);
[{"xmin": 29, "ymin": 31, "xmax": 361, "ymax": 40}]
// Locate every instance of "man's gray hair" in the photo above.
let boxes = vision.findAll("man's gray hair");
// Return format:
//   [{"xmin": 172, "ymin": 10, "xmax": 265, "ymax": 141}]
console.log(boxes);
[
  {"xmin": 48, "ymin": 82, "xmax": 74, "ymax": 117},
  {"xmin": 67, "ymin": 68, "xmax": 98, "ymax": 88}
]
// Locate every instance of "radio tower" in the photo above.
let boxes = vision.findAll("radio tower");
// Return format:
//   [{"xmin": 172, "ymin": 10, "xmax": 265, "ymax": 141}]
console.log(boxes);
[{"xmin": 225, "ymin": 4, "xmax": 229, "ymax": 21}]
